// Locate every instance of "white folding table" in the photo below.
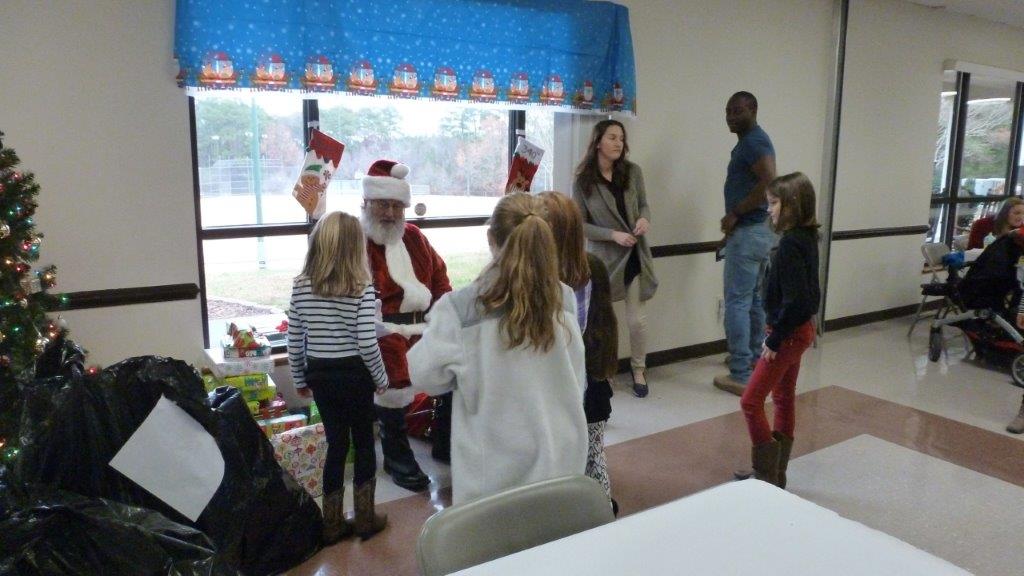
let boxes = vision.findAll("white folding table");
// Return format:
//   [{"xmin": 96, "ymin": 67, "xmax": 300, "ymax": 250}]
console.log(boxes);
[{"xmin": 452, "ymin": 480, "xmax": 969, "ymax": 575}]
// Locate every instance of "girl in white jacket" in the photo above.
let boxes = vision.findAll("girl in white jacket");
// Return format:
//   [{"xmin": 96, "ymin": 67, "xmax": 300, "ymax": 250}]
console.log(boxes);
[{"xmin": 408, "ymin": 193, "xmax": 588, "ymax": 504}]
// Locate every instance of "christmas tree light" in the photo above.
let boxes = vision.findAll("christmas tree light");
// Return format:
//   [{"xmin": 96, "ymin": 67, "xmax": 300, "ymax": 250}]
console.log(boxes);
[{"xmin": 0, "ymin": 130, "xmax": 70, "ymax": 465}]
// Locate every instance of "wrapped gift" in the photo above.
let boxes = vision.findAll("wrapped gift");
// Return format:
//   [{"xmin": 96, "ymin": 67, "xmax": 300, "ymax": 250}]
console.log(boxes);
[
  {"xmin": 240, "ymin": 382, "xmax": 276, "ymax": 404},
  {"xmin": 202, "ymin": 373, "xmax": 222, "ymax": 393},
  {"xmin": 271, "ymin": 423, "xmax": 328, "ymax": 497},
  {"xmin": 270, "ymin": 424, "xmax": 354, "ymax": 498},
  {"xmin": 258, "ymin": 413, "xmax": 307, "ymax": 438},
  {"xmin": 221, "ymin": 322, "xmax": 273, "ymax": 358},
  {"xmin": 204, "ymin": 348, "xmax": 275, "ymax": 378},
  {"xmin": 223, "ymin": 372, "xmax": 269, "ymax": 391}
]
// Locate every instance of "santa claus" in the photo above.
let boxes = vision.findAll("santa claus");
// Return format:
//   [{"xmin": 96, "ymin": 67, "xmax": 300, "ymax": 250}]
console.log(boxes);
[{"xmin": 361, "ymin": 159, "xmax": 452, "ymax": 491}]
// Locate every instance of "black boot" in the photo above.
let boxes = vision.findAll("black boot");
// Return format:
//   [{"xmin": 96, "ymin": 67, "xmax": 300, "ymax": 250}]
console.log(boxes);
[
  {"xmin": 772, "ymin": 431, "xmax": 794, "ymax": 489},
  {"xmin": 376, "ymin": 405, "xmax": 430, "ymax": 491},
  {"xmin": 431, "ymin": 392, "xmax": 452, "ymax": 463},
  {"xmin": 752, "ymin": 440, "xmax": 780, "ymax": 485}
]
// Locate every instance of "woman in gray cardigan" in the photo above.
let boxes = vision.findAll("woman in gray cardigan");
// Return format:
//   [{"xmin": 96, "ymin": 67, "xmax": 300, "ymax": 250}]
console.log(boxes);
[{"xmin": 572, "ymin": 119, "xmax": 658, "ymax": 398}]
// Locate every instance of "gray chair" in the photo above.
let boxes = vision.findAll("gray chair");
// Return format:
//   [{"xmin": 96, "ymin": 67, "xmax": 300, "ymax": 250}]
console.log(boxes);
[
  {"xmin": 416, "ymin": 475, "xmax": 615, "ymax": 576},
  {"xmin": 908, "ymin": 242, "xmax": 953, "ymax": 336}
]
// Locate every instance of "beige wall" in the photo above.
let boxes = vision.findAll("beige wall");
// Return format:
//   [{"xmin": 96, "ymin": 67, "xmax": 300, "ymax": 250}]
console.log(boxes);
[
  {"xmin": 0, "ymin": 1, "xmax": 202, "ymax": 366},
  {"xmin": 615, "ymin": 0, "xmax": 833, "ymax": 351},
  {"xmin": 827, "ymin": 0, "xmax": 1024, "ymax": 319},
  {"xmin": 2, "ymin": 0, "xmax": 1024, "ymax": 371}
]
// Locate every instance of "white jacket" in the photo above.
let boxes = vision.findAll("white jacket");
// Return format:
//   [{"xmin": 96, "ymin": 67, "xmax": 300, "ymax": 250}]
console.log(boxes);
[{"xmin": 408, "ymin": 280, "xmax": 588, "ymax": 504}]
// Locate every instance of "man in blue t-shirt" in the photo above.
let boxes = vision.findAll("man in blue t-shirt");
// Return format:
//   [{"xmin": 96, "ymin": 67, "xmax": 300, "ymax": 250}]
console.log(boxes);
[{"xmin": 714, "ymin": 91, "xmax": 777, "ymax": 396}]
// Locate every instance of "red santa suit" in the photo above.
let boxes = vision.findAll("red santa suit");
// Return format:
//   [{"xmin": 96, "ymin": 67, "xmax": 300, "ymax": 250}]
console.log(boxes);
[{"xmin": 369, "ymin": 223, "xmax": 452, "ymax": 408}]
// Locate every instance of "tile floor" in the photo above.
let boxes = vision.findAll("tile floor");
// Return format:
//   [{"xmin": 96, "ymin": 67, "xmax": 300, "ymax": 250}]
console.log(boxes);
[{"xmin": 288, "ymin": 316, "xmax": 1024, "ymax": 575}]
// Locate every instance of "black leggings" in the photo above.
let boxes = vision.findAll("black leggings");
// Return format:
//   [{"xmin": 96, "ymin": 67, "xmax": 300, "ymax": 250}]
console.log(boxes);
[{"xmin": 305, "ymin": 357, "xmax": 377, "ymax": 494}]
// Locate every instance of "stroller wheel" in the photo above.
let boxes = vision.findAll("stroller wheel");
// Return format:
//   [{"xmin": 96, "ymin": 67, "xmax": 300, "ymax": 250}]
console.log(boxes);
[
  {"xmin": 1012, "ymin": 354, "xmax": 1024, "ymax": 388},
  {"xmin": 928, "ymin": 328, "xmax": 943, "ymax": 362}
]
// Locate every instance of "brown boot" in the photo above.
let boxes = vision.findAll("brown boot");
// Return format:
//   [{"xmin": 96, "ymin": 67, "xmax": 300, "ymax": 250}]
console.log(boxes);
[
  {"xmin": 321, "ymin": 487, "xmax": 354, "ymax": 545},
  {"xmin": 772, "ymin": 431, "xmax": 794, "ymax": 489},
  {"xmin": 353, "ymin": 478, "xmax": 388, "ymax": 540},
  {"xmin": 752, "ymin": 440, "xmax": 780, "ymax": 485},
  {"xmin": 1007, "ymin": 395, "xmax": 1024, "ymax": 434}
]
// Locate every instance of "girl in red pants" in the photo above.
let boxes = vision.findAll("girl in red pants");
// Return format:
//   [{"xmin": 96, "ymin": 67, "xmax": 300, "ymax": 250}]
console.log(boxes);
[{"xmin": 739, "ymin": 172, "xmax": 820, "ymax": 488}]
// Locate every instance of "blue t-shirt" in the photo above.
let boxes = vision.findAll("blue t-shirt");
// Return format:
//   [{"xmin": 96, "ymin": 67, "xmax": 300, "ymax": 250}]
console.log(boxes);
[{"xmin": 724, "ymin": 125, "xmax": 774, "ymax": 226}]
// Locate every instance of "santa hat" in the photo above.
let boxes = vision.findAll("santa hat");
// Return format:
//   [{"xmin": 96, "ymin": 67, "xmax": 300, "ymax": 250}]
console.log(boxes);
[{"xmin": 362, "ymin": 160, "xmax": 411, "ymax": 207}]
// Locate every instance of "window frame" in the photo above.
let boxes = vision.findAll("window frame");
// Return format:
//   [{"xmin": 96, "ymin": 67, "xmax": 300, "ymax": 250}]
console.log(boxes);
[
  {"xmin": 190, "ymin": 95, "xmax": 528, "ymax": 348},
  {"xmin": 930, "ymin": 72, "xmax": 1024, "ymax": 245}
]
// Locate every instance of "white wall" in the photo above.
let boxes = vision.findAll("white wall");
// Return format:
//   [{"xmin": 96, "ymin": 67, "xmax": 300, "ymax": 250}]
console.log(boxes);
[
  {"xmin": 0, "ymin": 1, "xmax": 203, "ymax": 366},
  {"xmin": 827, "ymin": 0, "xmax": 1024, "ymax": 319},
  {"xmin": 615, "ymin": 0, "xmax": 834, "ymax": 352}
]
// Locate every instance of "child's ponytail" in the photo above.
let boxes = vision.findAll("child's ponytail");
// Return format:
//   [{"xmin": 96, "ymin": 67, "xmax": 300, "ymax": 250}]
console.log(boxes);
[{"xmin": 479, "ymin": 194, "xmax": 564, "ymax": 351}]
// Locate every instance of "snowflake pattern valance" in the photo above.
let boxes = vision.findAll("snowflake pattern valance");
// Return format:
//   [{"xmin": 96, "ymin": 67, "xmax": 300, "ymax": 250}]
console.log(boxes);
[{"xmin": 174, "ymin": 0, "xmax": 636, "ymax": 115}]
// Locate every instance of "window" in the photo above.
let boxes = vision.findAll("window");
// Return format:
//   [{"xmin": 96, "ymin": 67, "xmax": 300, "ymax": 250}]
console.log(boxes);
[
  {"xmin": 929, "ymin": 71, "xmax": 1024, "ymax": 246},
  {"xmin": 192, "ymin": 92, "xmax": 556, "ymax": 348}
]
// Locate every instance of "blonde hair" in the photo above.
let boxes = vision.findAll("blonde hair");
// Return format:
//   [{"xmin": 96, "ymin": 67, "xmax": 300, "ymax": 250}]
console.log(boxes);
[
  {"xmin": 767, "ymin": 172, "xmax": 820, "ymax": 238},
  {"xmin": 480, "ymin": 193, "xmax": 564, "ymax": 351},
  {"xmin": 537, "ymin": 191, "xmax": 591, "ymax": 290},
  {"xmin": 993, "ymin": 197, "xmax": 1024, "ymax": 236},
  {"xmin": 301, "ymin": 211, "xmax": 372, "ymax": 297}
]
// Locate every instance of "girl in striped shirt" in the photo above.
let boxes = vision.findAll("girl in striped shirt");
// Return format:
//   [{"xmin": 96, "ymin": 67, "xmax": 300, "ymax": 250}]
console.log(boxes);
[{"xmin": 287, "ymin": 211, "xmax": 388, "ymax": 543}]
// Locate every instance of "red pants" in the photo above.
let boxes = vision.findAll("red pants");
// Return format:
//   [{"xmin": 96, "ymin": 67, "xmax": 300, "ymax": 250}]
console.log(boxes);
[{"xmin": 740, "ymin": 320, "xmax": 815, "ymax": 445}]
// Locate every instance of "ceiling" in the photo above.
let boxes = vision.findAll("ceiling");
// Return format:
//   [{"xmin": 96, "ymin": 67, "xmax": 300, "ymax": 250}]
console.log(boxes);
[{"xmin": 907, "ymin": 0, "xmax": 1024, "ymax": 30}]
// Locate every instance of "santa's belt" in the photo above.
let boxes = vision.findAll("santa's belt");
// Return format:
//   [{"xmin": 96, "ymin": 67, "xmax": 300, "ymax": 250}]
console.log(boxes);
[{"xmin": 382, "ymin": 311, "xmax": 425, "ymax": 325}]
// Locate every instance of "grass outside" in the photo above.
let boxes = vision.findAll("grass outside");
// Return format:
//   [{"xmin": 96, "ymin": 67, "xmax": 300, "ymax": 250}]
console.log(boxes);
[{"xmin": 206, "ymin": 251, "xmax": 491, "ymax": 317}]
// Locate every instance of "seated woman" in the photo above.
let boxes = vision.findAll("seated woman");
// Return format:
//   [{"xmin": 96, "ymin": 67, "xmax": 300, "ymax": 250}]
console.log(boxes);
[
  {"xmin": 407, "ymin": 193, "xmax": 588, "ymax": 504},
  {"xmin": 969, "ymin": 198, "xmax": 1024, "ymax": 249},
  {"xmin": 957, "ymin": 229, "xmax": 1023, "ymax": 312},
  {"xmin": 957, "ymin": 228, "xmax": 1024, "ymax": 434}
]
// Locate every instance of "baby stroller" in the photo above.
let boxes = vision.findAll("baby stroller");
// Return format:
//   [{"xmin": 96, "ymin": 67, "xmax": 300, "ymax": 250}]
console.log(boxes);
[{"xmin": 927, "ymin": 233, "xmax": 1024, "ymax": 388}]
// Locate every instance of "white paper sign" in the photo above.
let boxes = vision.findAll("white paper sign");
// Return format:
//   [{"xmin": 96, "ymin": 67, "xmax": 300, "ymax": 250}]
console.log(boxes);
[{"xmin": 109, "ymin": 395, "xmax": 225, "ymax": 522}]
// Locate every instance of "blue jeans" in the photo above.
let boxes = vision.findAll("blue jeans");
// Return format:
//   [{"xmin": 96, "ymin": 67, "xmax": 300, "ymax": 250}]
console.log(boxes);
[{"xmin": 723, "ymin": 220, "xmax": 775, "ymax": 383}]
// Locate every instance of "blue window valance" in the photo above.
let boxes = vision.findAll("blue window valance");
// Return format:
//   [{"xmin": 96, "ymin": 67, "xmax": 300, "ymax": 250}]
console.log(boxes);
[{"xmin": 174, "ymin": 0, "xmax": 636, "ymax": 115}]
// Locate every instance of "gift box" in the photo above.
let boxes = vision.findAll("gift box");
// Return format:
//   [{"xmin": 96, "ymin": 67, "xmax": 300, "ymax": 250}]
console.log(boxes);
[
  {"xmin": 202, "ymin": 373, "xmax": 221, "ymax": 393},
  {"xmin": 271, "ymin": 423, "xmax": 328, "ymax": 497},
  {"xmin": 221, "ymin": 322, "xmax": 274, "ymax": 358},
  {"xmin": 270, "ymin": 423, "xmax": 354, "ymax": 498},
  {"xmin": 223, "ymin": 372, "xmax": 269, "ymax": 391},
  {"xmin": 258, "ymin": 413, "xmax": 307, "ymax": 438},
  {"xmin": 240, "ymin": 383, "xmax": 276, "ymax": 404},
  {"xmin": 204, "ymin": 348, "xmax": 275, "ymax": 377}
]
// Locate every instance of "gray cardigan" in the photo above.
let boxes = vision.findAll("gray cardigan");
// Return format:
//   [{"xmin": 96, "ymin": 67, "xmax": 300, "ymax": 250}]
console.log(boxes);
[{"xmin": 572, "ymin": 161, "xmax": 658, "ymax": 302}]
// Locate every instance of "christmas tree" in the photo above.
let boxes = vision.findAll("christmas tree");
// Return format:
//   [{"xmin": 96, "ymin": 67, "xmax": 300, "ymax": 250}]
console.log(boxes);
[{"xmin": 0, "ymin": 130, "xmax": 69, "ymax": 465}]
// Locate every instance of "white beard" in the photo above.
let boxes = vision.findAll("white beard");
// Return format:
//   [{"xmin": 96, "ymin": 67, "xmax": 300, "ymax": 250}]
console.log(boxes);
[
  {"xmin": 361, "ymin": 205, "xmax": 405, "ymax": 246},
  {"xmin": 360, "ymin": 203, "xmax": 433, "ymax": 315}
]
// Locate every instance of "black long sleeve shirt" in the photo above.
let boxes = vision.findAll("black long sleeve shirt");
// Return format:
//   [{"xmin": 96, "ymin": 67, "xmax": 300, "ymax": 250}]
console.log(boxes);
[{"xmin": 764, "ymin": 226, "xmax": 820, "ymax": 351}]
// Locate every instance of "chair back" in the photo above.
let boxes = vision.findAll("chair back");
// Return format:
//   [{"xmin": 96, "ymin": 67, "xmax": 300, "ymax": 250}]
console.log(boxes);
[
  {"xmin": 967, "ymin": 215, "xmax": 996, "ymax": 250},
  {"xmin": 416, "ymin": 475, "xmax": 615, "ymax": 576},
  {"xmin": 921, "ymin": 242, "xmax": 951, "ymax": 282}
]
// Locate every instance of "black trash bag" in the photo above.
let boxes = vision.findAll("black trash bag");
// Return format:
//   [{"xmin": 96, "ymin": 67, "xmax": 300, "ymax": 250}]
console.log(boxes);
[
  {"xmin": 0, "ymin": 489, "xmax": 238, "ymax": 576},
  {"xmin": 13, "ymin": 356, "xmax": 323, "ymax": 576},
  {"xmin": 33, "ymin": 333, "xmax": 86, "ymax": 380}
]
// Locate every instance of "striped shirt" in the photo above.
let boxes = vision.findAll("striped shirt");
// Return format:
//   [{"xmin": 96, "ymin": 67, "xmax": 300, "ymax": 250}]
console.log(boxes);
[{"xmin": 287, "ymin": 277, "xmax": 388, "ymax": 390}]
